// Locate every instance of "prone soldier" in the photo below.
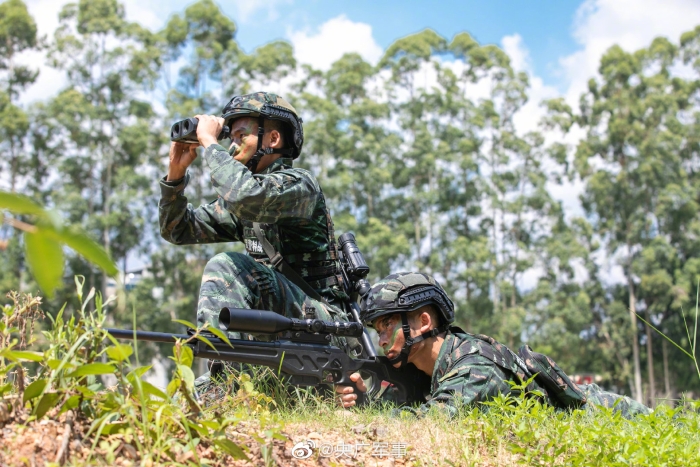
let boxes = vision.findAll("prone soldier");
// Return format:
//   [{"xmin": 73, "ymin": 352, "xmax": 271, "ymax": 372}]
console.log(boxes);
[{"xmin": 337, "ymin": 272, "xmax": 652, "ymax": 418}]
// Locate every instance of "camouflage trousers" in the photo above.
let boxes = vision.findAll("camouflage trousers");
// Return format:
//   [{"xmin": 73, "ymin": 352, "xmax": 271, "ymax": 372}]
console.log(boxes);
[
  {"xmin": 579, "ymin": 383, "xmax": 652, "ymax": 417},
  {"xmin": 197, "ymin": 252, "xmax": 347, "ymax": 340}
]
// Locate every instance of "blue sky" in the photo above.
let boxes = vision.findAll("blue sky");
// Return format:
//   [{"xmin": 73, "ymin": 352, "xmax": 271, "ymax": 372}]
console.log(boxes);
[
  {"xmin": 25, "ymin": 0, "xmax": 700, "ymax": 104},
  {"xmin": 229, "ymin": 0, "xmax": 582, "ymax": 91}
]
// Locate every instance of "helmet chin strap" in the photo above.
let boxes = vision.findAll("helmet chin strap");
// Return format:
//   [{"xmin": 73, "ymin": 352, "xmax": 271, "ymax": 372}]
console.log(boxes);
[
  {"xmin": 245, "ymin": 116, "xmax": 294, "ymax": 173},
  {"xmin": 386, "ymin": 313, "xmax": 448, "ymax": 367}
]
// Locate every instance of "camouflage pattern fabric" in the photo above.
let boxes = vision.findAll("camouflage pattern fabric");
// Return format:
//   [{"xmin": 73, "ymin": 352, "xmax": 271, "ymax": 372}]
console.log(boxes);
[
  {"xmin": 159, "ymin": 144, "xmax": 349, "ymax": 336},
  {"xmin": 195, "ymin": 251, "xmax": 346, "ymax": 342},
  {"xmin": 160, "ymin": 145, "xmax": 344, "ymax": 297},
  {"xmin": 578, "ymin": 383, "xmax": 651, "ymax": 416},
  {"xmin": 379, "ymin": 328, "xmax": 650, "ymax": 419}
]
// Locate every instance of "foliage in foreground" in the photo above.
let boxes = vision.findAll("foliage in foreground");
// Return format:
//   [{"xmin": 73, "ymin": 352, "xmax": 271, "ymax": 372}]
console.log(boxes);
[{"xmin": 0, "ymin": 286, "xmax": 699, "ymax": 466}]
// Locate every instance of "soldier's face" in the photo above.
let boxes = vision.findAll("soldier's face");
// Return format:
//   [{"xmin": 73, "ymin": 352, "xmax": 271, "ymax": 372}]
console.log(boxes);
[
  {"xmin": 229, "ymin": 117, "xmax": 260, "ymax": 164},
  {"xmin": 375, "ymin": 314, "xmax": 405, "ymax": 365}
]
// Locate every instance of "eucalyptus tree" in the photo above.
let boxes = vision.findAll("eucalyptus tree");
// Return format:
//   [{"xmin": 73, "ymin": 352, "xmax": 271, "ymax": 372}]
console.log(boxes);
[
  {"xmin": 303, "ymin": 53, "xmax": 409, "ymax": 279},
  {"xmin": 377, "ymin": 29, "xmax": 453, "ymax": 277},
  {"xmin": 236, "ymin": 40, "xmax": 296, "ymax": 93},
  {"xmin": 544, "ymin": 35, "xmax": 697, "ymax": 403},
  {"xmin": 46, "ymin": 0, "xmax": 162, "ymax": 299},
  {"xmin": 0, "ymin": 0, "xmax": 39, "ymax": 193},
  {"xmin": 0, "ymin": 0, "xmax": 40, "ymax": 294}
]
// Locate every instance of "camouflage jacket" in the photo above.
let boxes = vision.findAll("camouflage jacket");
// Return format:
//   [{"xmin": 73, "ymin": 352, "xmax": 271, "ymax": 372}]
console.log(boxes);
[
  {"xmin": 410, "ymin": 327, "xmax": 545, "ymax": 416},
  {"xmin": 379, "ymin": 328, "xmax": 650, "ymax": 418},
  {"xmin": 373, "ymin": 328, "xmax": 536, "ymax": 416},
  {"xmin": 159, "ymin": 144, "xmax": 342, "ymax": 294}
]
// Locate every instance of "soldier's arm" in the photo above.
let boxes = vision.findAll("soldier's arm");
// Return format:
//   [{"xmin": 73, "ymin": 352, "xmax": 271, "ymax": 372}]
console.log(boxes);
[
  {"xmin": 159, "ymin": 173, "xmax": 243, "ymax": 245},
  {"xmin": 204, "ymin": 144, "xmax": 318, "ymax": 223}
]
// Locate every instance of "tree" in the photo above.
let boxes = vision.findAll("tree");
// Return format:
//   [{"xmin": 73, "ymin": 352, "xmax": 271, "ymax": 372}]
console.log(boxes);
[
  {"xmin": 0, "ymin": 0, "xmax": 39, "ymax": 191},
  {"xmin": 545, "ymin": 36, "xmax": 696, "ymax": 404},
  {"xmin": 46, "ymin": 0, "xmax": 162, "ymax": 300}
]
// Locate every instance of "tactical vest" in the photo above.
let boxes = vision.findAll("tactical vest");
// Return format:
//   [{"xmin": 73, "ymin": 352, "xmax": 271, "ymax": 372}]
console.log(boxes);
[
  {"xmin": 241, "ymin": 189, "xmax": 343, "ymax": 294},
  {"xmin": 451, "ymin": 329, "xmax": 586, "ymax": 409}
]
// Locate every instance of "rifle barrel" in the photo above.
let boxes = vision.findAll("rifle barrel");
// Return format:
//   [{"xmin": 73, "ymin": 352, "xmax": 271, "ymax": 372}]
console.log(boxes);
[{"xmin": 106, "ymin": 328, "xmax": 190, "ymax": 343}]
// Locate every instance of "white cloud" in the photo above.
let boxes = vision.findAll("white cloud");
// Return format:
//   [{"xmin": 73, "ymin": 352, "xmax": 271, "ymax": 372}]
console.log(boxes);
[
  {"xmin": 288, "ymin": 15, "xmax": 383, "ymax": 71},
  {"xmin": 17, "ymin": 0, "xmax": 68, "ymax": 105},
  {"xmin": 561, "ymin": 0, "xmax": 700, "ymax": 104},
  {"xmin": 230, "ymin": 0, "xmax": 293, "ymax": 23},
  {"xmin": 501, "ymin": 34, "xmax": 559, "ymax": 135}
]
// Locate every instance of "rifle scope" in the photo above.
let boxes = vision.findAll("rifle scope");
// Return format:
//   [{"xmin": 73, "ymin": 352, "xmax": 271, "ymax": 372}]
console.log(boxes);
[
  {"xmin": 219, "ymin": 307, "xmax": 364, "ymax": 337},
  {"xmin": 170, "ymin": 118, "xmax": 231, "ymax": 144}
]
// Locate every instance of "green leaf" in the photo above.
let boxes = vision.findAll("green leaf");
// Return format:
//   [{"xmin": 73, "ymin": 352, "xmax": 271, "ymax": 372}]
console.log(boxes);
[
  {"xmin": 101, "ymin": 422, "xmax": 129, "ymax": 435},
  {"xmin": 34, "ymin": 392, "xmax": 61, "ymax": 419},
  {"xmin": 126, "ymin": 365, "xmax": 152, "ymax": 383},
  {"xmin": 138, "ymin": 381, "xmax": 168, "ymax": 400},
  {"xmin": 59, "ymin": 395, "xmax": 81, "ymax": 414},
  {"xmin": 24, "ymin": 230, "xmax": 64, "ymax": 298},
  {"xmin": 177, "ymin": 364, "xmax": 195, "ymax": 389},
  {"xmin": 179, "ymin": 345, "xmax": 194, "ymax": 368},
  {"xmin": 75, "ymin": 386, "xmax": 95, "ymax": 398},
  {"xmin": 0, "ymin": 192, "xmax": 46, "ymax": 217},
  {"xmin": 43, "ymin": 226, "xmax": 118, "ymax": 277},
  {"xmin": 24, "ymin": 379, "xmax": 47, "ymax": 403},
  {"xmin": 206, "ymin": 326, "xmax": 233, "ymax": 347},
  {"xmin": 0, "ymin": 383, "xmax": 12, "ymax": 397},
  {"xmin": 106, "ymin": 343, "xmax": 133, "ymax": 363},
  {"xmin": 214, "ymin": 439, "xmax": 249, "ymax": 461},
  {"xmin": 68, "ymin": 363, "xmax": 116, "ymax": 377},
  {"xmin": 4, "ymin": 350, "xmax": 43, "ymax": 362},
  {"xmin": 166, "ymin": 378, "xmax": 179, "ymax": 397},
  {"xmin": 47, "ymin": 359, "xmax": 75, "ymax": 370},
  {"xmin": 173, "ymin": 319, "xmax": 198, "ymax": 330},
  {"xmin": 186, "ymin": 420, "xmax": 209, "ymax": 437},
  {"xmin": 195, "ymin": 334, "xmax": 217, "ymax": 352}
]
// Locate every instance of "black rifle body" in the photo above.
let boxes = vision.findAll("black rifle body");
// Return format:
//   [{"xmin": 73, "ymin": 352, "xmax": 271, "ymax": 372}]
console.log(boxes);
[{"xmin": 106, "ymin": 323, "xmax": 430, "ymax": 405}]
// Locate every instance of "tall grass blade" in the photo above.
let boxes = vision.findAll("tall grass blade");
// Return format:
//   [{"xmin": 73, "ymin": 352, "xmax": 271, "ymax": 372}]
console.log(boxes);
[{"xmin": 635, "ymin": 314, "xmax": 694, "ymax": 360}]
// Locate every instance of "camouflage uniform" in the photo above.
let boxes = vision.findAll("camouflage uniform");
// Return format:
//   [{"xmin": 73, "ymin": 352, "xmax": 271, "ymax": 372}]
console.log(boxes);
[
  {"xmin": 407, "ymin": 328, "xmax": 652, "ymax": 418},
  {"xmin": 360, "ymin": 272, "xmax": 651, "ymax": 419},
  {"xmin": 159, "ymin": 93, "xmax": 348, "ymax": 342}
]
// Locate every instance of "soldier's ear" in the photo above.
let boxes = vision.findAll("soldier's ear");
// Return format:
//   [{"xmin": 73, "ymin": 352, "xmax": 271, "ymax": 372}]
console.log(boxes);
[
  {"xmin": 268, "ymin": 129, "xmax": 282, "ymax": 148},
  {"xmin": 419, "ymin": 310, "xmax": 432, "ymax": 333}
]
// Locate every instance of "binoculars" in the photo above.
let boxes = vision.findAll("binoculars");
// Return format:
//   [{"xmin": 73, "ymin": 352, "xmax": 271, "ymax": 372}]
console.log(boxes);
[{"xmin": 170, "ymin": 118, "xmax": 231, "ymax": 144}]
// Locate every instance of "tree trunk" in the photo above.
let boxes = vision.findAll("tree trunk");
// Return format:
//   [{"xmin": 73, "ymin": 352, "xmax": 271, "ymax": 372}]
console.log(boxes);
[
  {"xmin": 644, "ymin": 310, "xmax": 656, "ymax": 407},
  {"xmin": 628, "ymin": 275, "xmax": 644, "ymax": 403},
  {"xmin": 102, "ymin": 157, "xmax": 112, "ymax": 301},
  {"xmin": 662, "ymin": 337, "xmax": 671, "ymax": 403}
]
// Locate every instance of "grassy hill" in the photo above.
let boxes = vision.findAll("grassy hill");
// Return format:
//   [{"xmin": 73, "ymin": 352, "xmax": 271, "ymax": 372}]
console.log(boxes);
[{"xmin": 1, "ymin": 290, "xmax": 699, "ymax": 466}]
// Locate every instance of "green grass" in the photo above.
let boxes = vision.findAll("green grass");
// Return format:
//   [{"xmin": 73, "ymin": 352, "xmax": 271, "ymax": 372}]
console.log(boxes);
[{"xmin": 1, "ymin": 282, "xmax": 699, "ymax": 466}]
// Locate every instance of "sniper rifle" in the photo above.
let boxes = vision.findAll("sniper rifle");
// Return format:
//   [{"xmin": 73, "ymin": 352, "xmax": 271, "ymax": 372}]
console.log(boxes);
[{"xmin": 106, "ymin": 307, "xmax": 430, "ymax": 406}]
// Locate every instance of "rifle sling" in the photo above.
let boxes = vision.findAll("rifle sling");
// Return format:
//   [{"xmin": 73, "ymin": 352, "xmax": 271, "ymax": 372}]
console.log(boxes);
[{"xmin": 252, "ymin": 222, "xmax": 327, "ymax": 304}]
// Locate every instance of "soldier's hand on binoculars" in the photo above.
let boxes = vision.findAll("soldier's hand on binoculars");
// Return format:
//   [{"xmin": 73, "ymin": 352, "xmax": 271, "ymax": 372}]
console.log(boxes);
[
  {"xmin": 194, "ymin": 114, "xmax": 225, "ymax": 148},
  {"xmin": 335, "ymin": 372, "xmax": 367, "ymax": 408},
  {"xmin": 167, "ymin": 142, "xmax": 198, "ymax": 181}
]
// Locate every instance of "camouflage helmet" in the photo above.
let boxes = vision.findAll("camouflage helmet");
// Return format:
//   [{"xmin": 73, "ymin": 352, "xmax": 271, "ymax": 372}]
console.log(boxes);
[
  {"xmin": 221, "ymin": 92, "xmax": 304, "ymax": 159},
  {"xmin": 360, "ymin": 272, "xmax": 455, "ymax": 327}
]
